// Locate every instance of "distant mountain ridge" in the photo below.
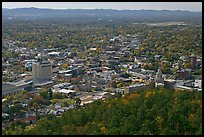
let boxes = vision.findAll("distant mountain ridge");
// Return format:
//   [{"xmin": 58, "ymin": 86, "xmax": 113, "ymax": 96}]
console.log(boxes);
[{"xmin": 2, "ymin": 8, "xmax": 202, "ymax": 24}]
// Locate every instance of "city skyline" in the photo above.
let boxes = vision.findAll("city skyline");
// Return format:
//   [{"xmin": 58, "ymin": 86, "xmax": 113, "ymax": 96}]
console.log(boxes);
[{"xmin": 2, "ymin": 2, "xmax": 202, "ymax": 12}]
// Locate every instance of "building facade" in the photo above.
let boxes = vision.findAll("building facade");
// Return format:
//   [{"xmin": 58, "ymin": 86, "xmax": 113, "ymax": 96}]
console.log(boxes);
[
  {"xmin": 32, "ymin": 61, "xmax": 52, "ymax": 80},
  {"xmin": 155, "ymin": 68, "xmax": 164, "ymax": 88},
  {"xmin": 189, "ymin": 54, "xmax": 196, "ymax": 69}
]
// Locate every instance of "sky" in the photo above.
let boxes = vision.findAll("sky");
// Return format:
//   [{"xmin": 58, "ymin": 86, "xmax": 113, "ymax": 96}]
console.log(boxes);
[{"xmin": 2, "ymin": 2, "xmax": 202, "ymax": 12}]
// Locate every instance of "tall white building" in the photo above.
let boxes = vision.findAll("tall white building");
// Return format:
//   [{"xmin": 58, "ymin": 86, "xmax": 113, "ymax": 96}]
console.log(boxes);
[
  {"xmin": 32, "ymin": 61, "xmax": 52, "ymax": 80},
  {"xmin": 155, "ymin": 68, "xmax": 164, "ymax": 88},
  {"xmin": 155, "ymin": 69, "xmax": 163, "ymax": 83}
]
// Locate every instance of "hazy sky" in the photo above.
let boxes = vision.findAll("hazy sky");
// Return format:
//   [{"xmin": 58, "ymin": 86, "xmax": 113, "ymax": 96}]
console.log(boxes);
[{"xmin": 2, "ymin": 2, "xmax": 202, "ymax": 12}]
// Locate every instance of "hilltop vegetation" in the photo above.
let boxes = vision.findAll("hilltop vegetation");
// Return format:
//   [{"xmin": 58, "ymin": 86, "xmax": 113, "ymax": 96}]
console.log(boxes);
[{"xmin": 3, "ymin": 89, "xmax": 202, "ymax": 135}]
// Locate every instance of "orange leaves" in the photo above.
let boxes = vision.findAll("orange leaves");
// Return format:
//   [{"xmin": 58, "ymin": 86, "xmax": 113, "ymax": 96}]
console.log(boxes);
[
  {"xmin": 145, "ymin": 91, "xmax": 155, "ymax": 98},
  {"xmin": 188, "ymin": 113, "xmax": 195, "ymax": 121},
  {"xmin": 25, "ymin": 125, "xmax": 36, "ymax": 132},
  {"xmin": 191, "ymin": 100, "xmax": 202, "ymax": 105},
  {"xmin": 191, "ymin": 100, "xmax": 202, "ymax": 108},
  {"xmin": 100, "ymin": 127, "xmax": 108, "ymax": 133},
  {"xmin": 122, "ymin": 93, "xmax": 140, "ymax": 105},
  {"xmin": 122, "ymin": 99, "xmax": 129, "ymax": 105},
  {"xmin": 128, "ymin": 93, "xmax": 140, "ymax": 100}
]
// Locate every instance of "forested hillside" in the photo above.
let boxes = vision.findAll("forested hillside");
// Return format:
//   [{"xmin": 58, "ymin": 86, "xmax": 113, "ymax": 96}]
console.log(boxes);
[{"xmin": 3, "ymin": 89, "xmax": 202, "ymax": 135}]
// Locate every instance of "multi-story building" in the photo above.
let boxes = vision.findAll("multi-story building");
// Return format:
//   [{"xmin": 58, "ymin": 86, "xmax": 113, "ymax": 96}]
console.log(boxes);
[
  {"xmin": 189, "ymin": 54, "xmax": 196, "ymax": 69},
  {"xmin": 32, "ymin": 61, "xmax": 52, "ymax": 80},
  {"xmin": 155, "ymin": 68, "xmax": 164, "ymax": 88}
]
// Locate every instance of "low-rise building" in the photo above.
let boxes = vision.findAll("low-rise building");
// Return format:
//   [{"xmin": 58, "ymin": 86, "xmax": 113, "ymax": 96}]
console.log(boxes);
[
  {"xmin": 194, "ymin": 79, "xmax": 202, "ymax": 89},
  {"xmin": 176, "ymin": 69, "xmax": 191, "ymax": 80},
  {"xmin": 124, "ymin": 84, "xmax": 150, "ymax": 94}
]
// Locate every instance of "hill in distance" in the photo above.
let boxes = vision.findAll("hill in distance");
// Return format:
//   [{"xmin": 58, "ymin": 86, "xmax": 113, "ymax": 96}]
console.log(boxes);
[{"xmin": 2, "ymin": 8, "xmax": 202, "ymax": 24}]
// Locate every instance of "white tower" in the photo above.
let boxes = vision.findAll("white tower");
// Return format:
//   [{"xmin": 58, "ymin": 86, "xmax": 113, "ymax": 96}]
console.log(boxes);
[
  {"xmin": 155, "ymin": 68, "xmax": 164, "ymax": 83},
  {"xmin": 155, "ymin": 68, "xmax": 164, "ymax": 88}
]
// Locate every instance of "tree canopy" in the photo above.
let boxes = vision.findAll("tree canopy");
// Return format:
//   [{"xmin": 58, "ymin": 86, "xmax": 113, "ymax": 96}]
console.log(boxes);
[{"xmin": 3, "ymin": 89, "xmax": 202, "ymax": 135}]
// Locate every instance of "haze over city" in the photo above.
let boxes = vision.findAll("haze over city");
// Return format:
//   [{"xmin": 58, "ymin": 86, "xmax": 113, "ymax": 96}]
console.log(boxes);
[{"xmin": 2, "ymin": 2, "xmax": 202, "ymax": 12}]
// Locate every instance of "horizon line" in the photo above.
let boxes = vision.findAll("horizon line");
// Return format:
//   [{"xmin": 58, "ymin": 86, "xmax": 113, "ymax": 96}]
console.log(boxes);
[{"xmin": 2, "ymin": 7, "xmax": 202, "ymax": 12}]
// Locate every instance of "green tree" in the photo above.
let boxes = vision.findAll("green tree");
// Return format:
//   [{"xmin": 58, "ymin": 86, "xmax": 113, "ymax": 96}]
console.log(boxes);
[
  {"xmin": 53, "ymin": 92, "xmax": 63, "ymax": 99},
  {"xmin": 39, "ymin": 89, "xmax": 48, "ymax": 99},
  {"xmin": 74, "ymin": 98, "xmax": 81, "ymax": 107},
  {"xmin": 47, "ymin": 88, "xmax": 53, "ymax": 99}
]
